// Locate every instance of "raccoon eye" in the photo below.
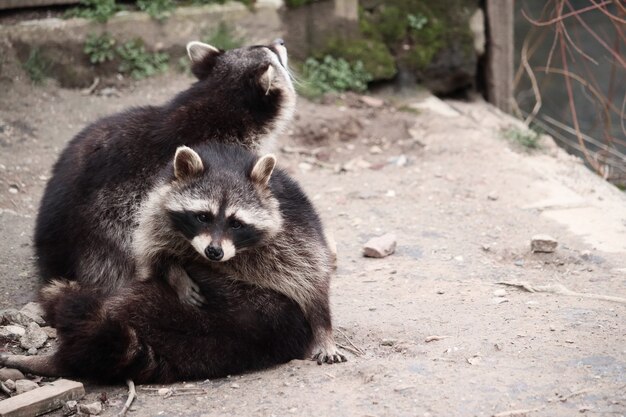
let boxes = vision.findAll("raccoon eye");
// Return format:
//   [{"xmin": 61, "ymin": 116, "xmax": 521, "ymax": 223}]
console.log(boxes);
[
  {"xmin": 230, "ymin": 220, "xmax": 243, "ymax": 230},
  {"xmin": 196, "ymin": 213, "xmax": 211, "ymax": 223}
]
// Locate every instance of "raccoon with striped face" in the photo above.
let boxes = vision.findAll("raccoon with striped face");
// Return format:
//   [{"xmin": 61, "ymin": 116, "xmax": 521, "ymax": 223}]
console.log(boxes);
[
  {"xmin": 135, "ymin": 144, "xmax": 346, "ymax": 364},
  {"xmin": 34, "ymin": 39, "xmax": 295, "ymax": 304},
  {"xmin": 1, "ymin": 144, "xmax": 344, "ymax": 383}
]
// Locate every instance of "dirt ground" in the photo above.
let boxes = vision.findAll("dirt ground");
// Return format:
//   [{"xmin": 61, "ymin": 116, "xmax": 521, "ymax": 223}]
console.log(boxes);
[{"xmin": 1, "ymin": 73, "xmax": 625, "ymax": 417}]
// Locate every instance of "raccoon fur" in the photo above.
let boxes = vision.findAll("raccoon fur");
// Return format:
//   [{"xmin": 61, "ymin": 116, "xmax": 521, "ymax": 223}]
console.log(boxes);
[
  {"xmin": 1, "ymin": 144, "xmax": 344, "ymax": 383},
  {"xmin": 34, "ymin": 40, "xmax": 296, "ymax": 297}
]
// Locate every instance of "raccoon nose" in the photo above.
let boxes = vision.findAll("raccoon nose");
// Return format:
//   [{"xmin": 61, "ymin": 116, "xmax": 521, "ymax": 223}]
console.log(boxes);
[
  {"xmin": 273, "ymin": 38, "xmax": 285, "ymax": 47},
  {"xmin": 205, "ymin": 245, "xmax": 224, "ymax": 261}
]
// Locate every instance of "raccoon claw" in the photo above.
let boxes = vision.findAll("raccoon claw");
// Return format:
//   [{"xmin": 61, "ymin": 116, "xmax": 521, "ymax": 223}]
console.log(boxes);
[{"xmin": 312, "ymin": 349, "xmax": 347, "ymax": 365}]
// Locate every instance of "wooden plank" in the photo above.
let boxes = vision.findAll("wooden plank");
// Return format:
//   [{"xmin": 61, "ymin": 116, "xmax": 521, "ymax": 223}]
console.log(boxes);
[
  {"xmin": 485, "ymin": 0, "xmax": 514, "ymax": 113},
  {"xmin": 0, "ymin": 0, "xmax": 79, "ymax": 11},
  {"xmin": 0, "ymin": 379, "xmax": 84, "ymax": 417}
]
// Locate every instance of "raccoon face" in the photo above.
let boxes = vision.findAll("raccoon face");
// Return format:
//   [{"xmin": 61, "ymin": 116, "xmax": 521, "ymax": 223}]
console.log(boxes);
[{"xmin": 165, "ymin": 146, "xmax": 282, "ymax": 263}]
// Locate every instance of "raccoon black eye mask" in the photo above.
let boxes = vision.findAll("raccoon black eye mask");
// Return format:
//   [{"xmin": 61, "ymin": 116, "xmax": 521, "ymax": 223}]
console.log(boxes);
[{"xmin": 1, "ymin": 144, "xmax": 345, "ymax": 385}]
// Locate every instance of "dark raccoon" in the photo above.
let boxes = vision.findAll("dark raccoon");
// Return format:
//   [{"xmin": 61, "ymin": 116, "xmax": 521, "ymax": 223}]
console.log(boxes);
[
  {"xmin": 1, "ymin": 144, "xmax": 343, "ymax": 383},
  {"xmin": 34, "ymin": 40, "xmax": 295, "ymax": 293},
  {"xmin": 0, "ymin": 273, "xmax": 312, "ymax": 384}
]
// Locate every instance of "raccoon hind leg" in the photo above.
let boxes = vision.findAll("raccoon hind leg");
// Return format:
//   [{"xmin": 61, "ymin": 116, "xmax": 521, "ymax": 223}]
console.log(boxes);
[{"xmin": 0, "ymin": 354, "xmax": 62, "ymax": 377}]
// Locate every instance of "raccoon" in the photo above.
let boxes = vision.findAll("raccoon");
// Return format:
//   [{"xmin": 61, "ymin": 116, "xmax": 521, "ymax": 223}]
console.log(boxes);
[
  {"xmin": 1, "ymin": 144, "xmax": 344, "ymax": 382},
  {"xmin": 34, "ymin": 39, "xmax": 296, "ymax": 301}
]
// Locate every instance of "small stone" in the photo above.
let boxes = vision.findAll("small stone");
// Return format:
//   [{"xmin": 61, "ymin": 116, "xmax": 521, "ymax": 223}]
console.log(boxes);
[
  {"xmin": 20, "ymin": 302, "xmax": 46, "ymax": 325},
  {"xmin": 359, "ymin": 95, "xmax": 384, "ymax": 108},
  {"xmin": 388, "ymin": 155, "xmax": 408, "ymax": 167},
  {"xmin": 487, "ymin": 192, "xmax": 498, "ymax": 201},
  {"xmin": 42, "ymin": 326, "xmax": 57, "ymax": 339},
  {"xmin": 63, "ymin": 400, "xmax": 78, "ymax": 415},
  {"xmin": 493, "ymin": 289, "xmax": 507, "ymax": 297},
  {"xmin": 531, "ymin": 234, "xmax": 558, "ymax": 253},
  {"xmin": 385, "ymin": 189, "xmax": 396, "ymax": 197},
  {"xmin": 481, "ymin": 244, "xmax": 491, "ymax": 252},
  {"xmin": 369, "ymin": 145, "xmax": 383, "ymax": 154},
  {"xmin": 363, "ymin": 233, "xmax": 397, "ymax": 258},
  {"xmin": 580, "ymin": 250, "xmax": 592, "ymax": 261},
  {"xmin": 453, "ymin": 255, "xmax": 464, "ymax": 262},
  {"xmin": 0, "ymin": 367, "xmax": 25, "ymax": 382},
  {"xmin": 20, "ymin": 322, "xmax": 48, "ymax": 350},
  {"xmin": 298, "ymin": 162, "xmax": 312, "ymax": 172},
  {"xmin": 4, "ymin": 379, "xmax": 16, "ymax": 391},
  {"xmin": 230, "ymin": 383, "xmax": 240, "ymax": 389},
  {"xmin": 436, "ymin": 290, "xmax": 445, "ymax": 295},
  {"xmin": 8, "ymin": 185, "xmax": 18, "ymax": 194},
  {"xmin": 0, "ymin": 324, "xmax": 26, "ymax": 340},
  {"xmin": 27, "ymin": 347, "xmax": 38, "ymax": 355},
  {"xmin": 1, "ymin": 309, "xmax": 34, "ymax": 327},
  {"xmin": 514, "ymin": 259, "xmax": 524, "ymax": 267},
  {"xmin": 380, "ymin": 338, "xmax": 396, "ymax": 346},
  {"xmin": 15, "ymin": 379, "xmax": 39, "ymax": 394},
  {"xmin": 157, "ymin": 388, "xmax": 170, "ymax": 396},
  {"xmin": 79, "ymin": 401, "xmax": 103, "ymax": 415}
]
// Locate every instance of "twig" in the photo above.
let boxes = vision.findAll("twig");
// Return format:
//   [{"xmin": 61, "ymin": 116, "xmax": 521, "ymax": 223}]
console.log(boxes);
[
  {"xmin": 118, "ymin": 379, "xmax": 136, "ymax": 417},
  {"xmin": 335, "ymin": 328, "xmax": 365, "ymax": 356},
  {"xmin": 81, "ymin": 77, "xmax": 100, "ymax": 96},
  {"xmin": 496, "ymin": 281, "xmax": 626, "ymax": 304},
  {"xmin": 336, "ymin": 342, "xmax": 362, "ymax": 356},
  {"xmin": 493, "ymin": 407, "xmax": 544, "ymax": 417}
]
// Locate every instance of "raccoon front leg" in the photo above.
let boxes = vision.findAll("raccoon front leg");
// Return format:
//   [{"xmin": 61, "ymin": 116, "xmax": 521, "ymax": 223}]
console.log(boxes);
[
  {"xmin": 308, "ymin": 303, "xmax": 347, "ymax": 364},
  {"xmin": 167, "ymin": 264, "xmax": 206, "ymax": 307},
  {"xmin": 0, "ymin": 354, "xmax": 63, "ymax": 377}
]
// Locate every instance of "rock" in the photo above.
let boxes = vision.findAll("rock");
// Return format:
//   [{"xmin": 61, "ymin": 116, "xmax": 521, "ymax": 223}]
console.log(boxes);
[
  {"xmin": 0, "ymin": 324, "xmax": 26, "ymax": 340},
  {"xmin": 1, "ymin": 309, "xmax": 33, "ymax": 327},
  {"xmin": 4, "ymin": 379, "xmax": 16, "ymax": 391},
  {"xmin": 363, "ymin": 233, "xmax": 397, "ymax": 258},
  {"xmin": 493, "ymin": 289, "xmax": 507, "ymax": 297},
  {"xmin": 359, "ymin": 95, "xmax": 384, "ymax": 108},
  {"xmin": 79, "ymin": 401, "xmax": 103, "ymax": 415},
  {"xmin": 230, "ymin": 383, "xmax": 240, "ymax": 389},
  {"xmin": 531, "ymin": 234, "xmax": 558, "ymax": 253},
  {"xmin": 487, "ymin": 192, "xmax": 499, "ymax": 201},
  {"xmin": 369, "ymin": 145, "xmax": 383, "ymax": 154},
  {"xmin": 42, "ymin": 326, "xmax": 57, "ymax": 339},
  {"xmin": 63, "ymin": 400, "xmax": 78, "ymax": 415},
  {"xmin": 157, "ymin": 388, "xmax": 170, "ymax": 396},
  {"xmin": 0, "ymin": 367, "xmax": 25, "ymax": 382},
  {"xmin": 27, "ymin": 347, "xmax": 38, "ymax": 355},
  {"xmin": 20, "ymin": 322, "xmax": 48, "ymax": 350},
  {"xmin": 15, "ymin": 379, "xmax": 39, "ymax": 394},
  {"xmin": 20, "ymin": 302, "xmax": 46, "ymax": 325},
  {"xmin": 380, "ymin": 338, "xmax": 396, "ymax": 346}
]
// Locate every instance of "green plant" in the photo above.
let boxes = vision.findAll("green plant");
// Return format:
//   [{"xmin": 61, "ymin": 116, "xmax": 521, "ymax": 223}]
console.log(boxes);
[
  {"xmin": 65, "ymin": 0, "xmax": 119, "ymax": 23},
  {"xmin": 137, "ymin": 0, "xmax": 175, "ymax": 20},
  {"xmin": 116, "ymin": 39, "xmax": 169, "ymax": 79},
  {"xmin": 22, "ymin": 48, "xmax": 49, "ymax": 85},
  {"xmin": 504, "ymin": 127, "xmax": 541, "ymax": 150},
  {"xmin": 84, "ymin": 32, "xmax": 116, "ymax": 64},
  {"xmin": 407, "ymin": 13, "xmax": 428, "ymax": 31},
  {"xmin": 300, "ymin": 55, "xmax": 373, "ymax": 97},
  {"xmin": 202, "ymin": 22, "xmax": 243, "ymax": 50}
]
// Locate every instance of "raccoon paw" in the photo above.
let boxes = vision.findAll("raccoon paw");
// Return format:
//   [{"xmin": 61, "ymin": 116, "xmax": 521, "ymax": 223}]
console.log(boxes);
[
  {"xmin": 180, "ymin": 279, "xmax": 206, "ymax": 308},
  {"xmin": 312, "ymin": 346, "xmax": 347, "ymax": 365}
]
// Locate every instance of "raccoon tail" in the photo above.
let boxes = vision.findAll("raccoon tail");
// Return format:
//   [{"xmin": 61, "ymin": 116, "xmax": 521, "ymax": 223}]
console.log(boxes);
[{"xmin": 38, "ymin": 279, "xmax": 158, "ymax": 383}]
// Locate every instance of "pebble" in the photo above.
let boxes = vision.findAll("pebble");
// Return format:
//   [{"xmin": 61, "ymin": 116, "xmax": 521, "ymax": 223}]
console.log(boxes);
[
  {"xmin": 19, "ymin": 302, "xmax": 46, "ymax": 325},
  {"xmin": 388, "ymin": 155, "xmax": 408, "ymax": 167},
  {"xmin": 42, "ymin": 326, "xmax": 57, "ymax": 339},
  {"xmin": 363, "ymin": 233, "xmax": 397, "ymax": 258},
  {"xmin": 487, "ymin": 192, "xmax": 499, "ymax": 201},
  {"xmin": 359, "ymin": 95, "xmax": 384, "ymax": 108},
  {"xmin": 230, "ymin": 383, "xmax": 240, "ymax": 389},
  {"xmin": 4, "ymin": 379, "xmax": 16, "ymax": 391},
  {"xmin": 380, "ymin": 338, "xmax": 396, "ymax": 346},
  {"xmin": 0, "ymin": 324, "xmax": 26, "ymax": 339},
  {"xmin": 27, "ymin": 347, "xmax": 38, "ymax": 355},
  {"xmin": 531, "ymin": 234, "xmax": 558, "ymax": 253},
  {"xmin": 1, "ymin": 309, "xmax": 34, "ymax": 327},
  {"xmin": 63, "ymin": 400, "xmax": 78, "ymax": 415},
  {"xmin": 157, "ymin": 388, "xmax": 170, "ymax": 396},
  {"xmin": 20, "ymin": 322, "xmax": 48, "ymax": 350},
  {"xmin": 493, "ymin": 289, "xmax": 507, "ymax": 297},
  {"xmin": 0, "ymin": 367, "xmax": 25, "ymax": 382},
  {"xmin": 369, "ymin": 145, "xmax": 383, "ymax": 154},
  {"xmin": 15, "ymin": 379, "xmax": 39, "ymax": 394},
  {"xmin": 79, "ymin": 401, "xmax": 103, "ymax": 415}
]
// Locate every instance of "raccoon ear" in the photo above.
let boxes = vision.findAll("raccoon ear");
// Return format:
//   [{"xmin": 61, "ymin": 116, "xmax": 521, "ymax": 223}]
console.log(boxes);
[
  {"xmin": 186, "ymin": 41, "xmax": 221, "ymax": 80},
  {"xmin": 257, "ymin": 64, "xmax": 276, "ymax": 95},
  {"xmin": 250, "ymin": 154, "xmax": 276, "ymax": 186},
  {"xmin": 186, "ymin": 41, "xmax": 220, "ymax": 63},
  {"xmin": 174, "ymin": 146, "xmax": 204, "ymax": 181}
]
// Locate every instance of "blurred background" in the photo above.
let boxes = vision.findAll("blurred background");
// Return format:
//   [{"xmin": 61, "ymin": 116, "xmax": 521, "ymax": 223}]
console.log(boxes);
[{"xmin": 0, "ymin": 0, "xmax": 624, "ymax": 188}]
